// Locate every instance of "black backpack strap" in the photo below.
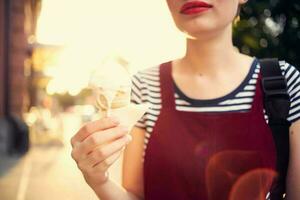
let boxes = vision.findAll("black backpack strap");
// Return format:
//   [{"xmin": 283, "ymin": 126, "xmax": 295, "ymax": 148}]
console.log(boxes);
[{"xmin": 260, "ymin": 58, "xmax": 291, "ymax": 200}]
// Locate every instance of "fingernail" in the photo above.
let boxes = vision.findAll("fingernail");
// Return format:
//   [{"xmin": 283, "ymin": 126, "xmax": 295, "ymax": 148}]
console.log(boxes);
[
  {"xmin": 126, "ymin": 134, "xmax": 132, "ymax": 143},
  {"xmin": 120, "ymin": 126, "xmax": 129, "ymax": 132},
  {"xmin": 110, "ymin": 116, "xmax": 120, "ymax": 124}
]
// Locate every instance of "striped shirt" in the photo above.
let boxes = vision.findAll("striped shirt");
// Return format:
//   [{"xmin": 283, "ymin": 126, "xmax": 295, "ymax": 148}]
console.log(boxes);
[{"xmin": 131, "ymin": 59, "xmax": 300, "ymax": 143}]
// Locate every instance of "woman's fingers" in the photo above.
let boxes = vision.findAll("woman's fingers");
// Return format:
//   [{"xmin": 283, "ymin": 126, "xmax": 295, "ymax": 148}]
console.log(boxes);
[
  {"xmin": 71, "ymin": 117, "xmax": 120, "ymax": 147},
  {"xmin": 93, "ymin": 147, "xmax": 125, "ymax": 172},
  {"xmin": 70, "ymin": 117, "xmax": 133, "ymax": 186},
  {"xmin": 75, "ymin": 125, "xmax": 129, "ymax": 156},
  {"xmin": 78, "ymin": 134, "xmax": 131, "ymax": 171}
]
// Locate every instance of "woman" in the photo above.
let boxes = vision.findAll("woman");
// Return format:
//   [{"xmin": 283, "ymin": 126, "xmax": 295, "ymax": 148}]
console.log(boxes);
[{"xmin": 70, "ymin": 0, "xmax": 300, "ymax": 199}]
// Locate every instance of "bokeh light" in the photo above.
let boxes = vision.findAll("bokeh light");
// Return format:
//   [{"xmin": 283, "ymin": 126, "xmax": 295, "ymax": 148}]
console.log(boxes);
[{"xmin": 36, "ymin": 0, "xmax": 185, "ymax": 95}]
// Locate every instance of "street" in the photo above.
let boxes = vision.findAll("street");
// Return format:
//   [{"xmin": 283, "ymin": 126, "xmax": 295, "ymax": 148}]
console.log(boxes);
[{"xmin": 0, "ymin": 113, "xmax": 123, "ymax": 200}]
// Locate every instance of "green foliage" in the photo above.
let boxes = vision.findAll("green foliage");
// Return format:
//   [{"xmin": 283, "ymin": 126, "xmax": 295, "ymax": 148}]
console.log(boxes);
[{"xmin": 233, "ymin": 0, "xmax": 300, "ymax": 67}]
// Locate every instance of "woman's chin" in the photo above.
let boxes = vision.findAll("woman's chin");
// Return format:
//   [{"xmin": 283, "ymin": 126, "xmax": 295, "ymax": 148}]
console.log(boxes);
[
  {"xmin": 181, "ymin": 29, "xmax": 218, "ymax": 40},
  {"xmin": 179, "ymin": 22, "xmax": 231, "ymax": 40}
]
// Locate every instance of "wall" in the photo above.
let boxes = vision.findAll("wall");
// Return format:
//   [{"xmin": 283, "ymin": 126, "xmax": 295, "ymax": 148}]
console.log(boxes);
[
  {"xmin": 0, "ymin": 0, "xmax": 28, "ymax": 117},
  {"xmin": 0, "ymin": 0, "xmax": 5, "ymax": 116}
]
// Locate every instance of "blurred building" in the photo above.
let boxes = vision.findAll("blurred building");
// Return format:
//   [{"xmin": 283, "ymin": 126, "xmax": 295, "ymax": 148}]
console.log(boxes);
[{"xmin": 0, "ymin": 0, "xmax": 40, "ymax": 117}]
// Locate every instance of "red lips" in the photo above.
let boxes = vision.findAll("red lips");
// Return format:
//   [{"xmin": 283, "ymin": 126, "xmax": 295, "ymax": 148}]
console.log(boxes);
[{"xmin": 180, "ymin": 1, "xmax": 213, "ymax": 15}]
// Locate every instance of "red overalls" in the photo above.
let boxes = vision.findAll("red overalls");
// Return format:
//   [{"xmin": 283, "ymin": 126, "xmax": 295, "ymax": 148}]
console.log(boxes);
[{"xmin": 144, "ymin": 62, "xmax": 277, "ymax": 200}]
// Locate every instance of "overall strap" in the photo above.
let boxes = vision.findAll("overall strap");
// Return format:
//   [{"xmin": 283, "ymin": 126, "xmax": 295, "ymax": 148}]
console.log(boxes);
[
  {"xmin": 260, "ymin": 58, "xmax": 291, "ymax": 200},
  {"xmin": 260, "ymin": 58, "xmax": 290, "ymax": 121},
  {"xmin": 159, "ymin": 61, "xmax": 176, "ymax": 110}
]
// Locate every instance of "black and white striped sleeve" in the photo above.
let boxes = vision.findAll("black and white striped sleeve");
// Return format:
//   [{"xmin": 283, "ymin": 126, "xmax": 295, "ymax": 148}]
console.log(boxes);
[
  {"xmin": 280, "ymin": 61, "xmax": 300, "ymax": 123},
  {"xmin": 131, "ymin": 73, "xmax": 147, "ymax": 129}
]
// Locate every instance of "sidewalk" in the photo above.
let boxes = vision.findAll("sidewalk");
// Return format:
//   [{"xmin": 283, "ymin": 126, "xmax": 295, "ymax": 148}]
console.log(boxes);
[{"xmin": 0, "ymin": 113, "xmax": 123, "ymax": 200}]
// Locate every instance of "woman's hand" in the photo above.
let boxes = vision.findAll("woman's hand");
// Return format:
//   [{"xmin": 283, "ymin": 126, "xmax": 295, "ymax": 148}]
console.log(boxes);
[{"xmin": 70, "ymin": 117, "xmax": 132, "ymax": 186}]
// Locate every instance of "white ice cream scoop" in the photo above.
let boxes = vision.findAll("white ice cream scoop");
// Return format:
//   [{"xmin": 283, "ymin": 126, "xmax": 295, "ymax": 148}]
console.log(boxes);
[
  {"xmin": 89, "ymin": 56, "xmax": 131, "ymax": 117},
  {"xmin": 89, "ymin": 55, "xmax": 148, "ymax": 124}
]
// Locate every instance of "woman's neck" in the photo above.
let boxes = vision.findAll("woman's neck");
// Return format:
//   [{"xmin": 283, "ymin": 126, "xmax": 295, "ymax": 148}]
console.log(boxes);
[{"xmin": 180, "ymin": 25, "xmax": 241, "ymax": 76}]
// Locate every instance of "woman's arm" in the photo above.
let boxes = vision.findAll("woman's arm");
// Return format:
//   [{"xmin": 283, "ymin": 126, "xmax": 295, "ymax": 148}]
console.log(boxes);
[
  {"xmin": 286, "ymin": 119, "xmax": 300, "ymax": 199},
  {"xmin": 122, "ymin": 127, "xmax": 146, "ymax": 199},
  {"xmin": 89, "ymin": 179, "xmax": 141, "ymax": 200}
]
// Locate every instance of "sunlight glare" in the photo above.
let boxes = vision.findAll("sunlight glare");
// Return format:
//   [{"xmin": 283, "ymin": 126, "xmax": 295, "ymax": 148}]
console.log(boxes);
[{"xmin": 37, "ymin": 0, "xmax": 185, "ymax": 95}]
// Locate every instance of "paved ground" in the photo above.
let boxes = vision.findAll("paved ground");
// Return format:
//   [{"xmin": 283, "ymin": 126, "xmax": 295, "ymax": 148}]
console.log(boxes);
[{"xmin": 0, "ymin": 113, "xmax": 123, "ymax": 200}]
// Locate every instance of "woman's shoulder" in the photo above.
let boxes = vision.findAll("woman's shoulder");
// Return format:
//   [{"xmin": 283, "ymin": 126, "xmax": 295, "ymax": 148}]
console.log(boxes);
[
  {"xmin": 278, "ymin": 60, "xmax": 299, "ymax": 91},
  {"xmin": 257, "ymin": 59, "xmax": 298, "ymax": 81},
  {"xmin": 132, "ymin": 65, "xmax": 160, "ymax": 81},
  {"xmin": 278, "ymin": 60, "xmax": 298, "ymax": 76},
  {"xmin": 277, "ymin": 60, "xmax": 300, "ymax": 123},
  {"xmin": 131, "ymin": 64, "xmax": 161, "ymax": 89},
  {"xmin": 130, "ymin": 64, "xmax": 161, "ymax": 104}
]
